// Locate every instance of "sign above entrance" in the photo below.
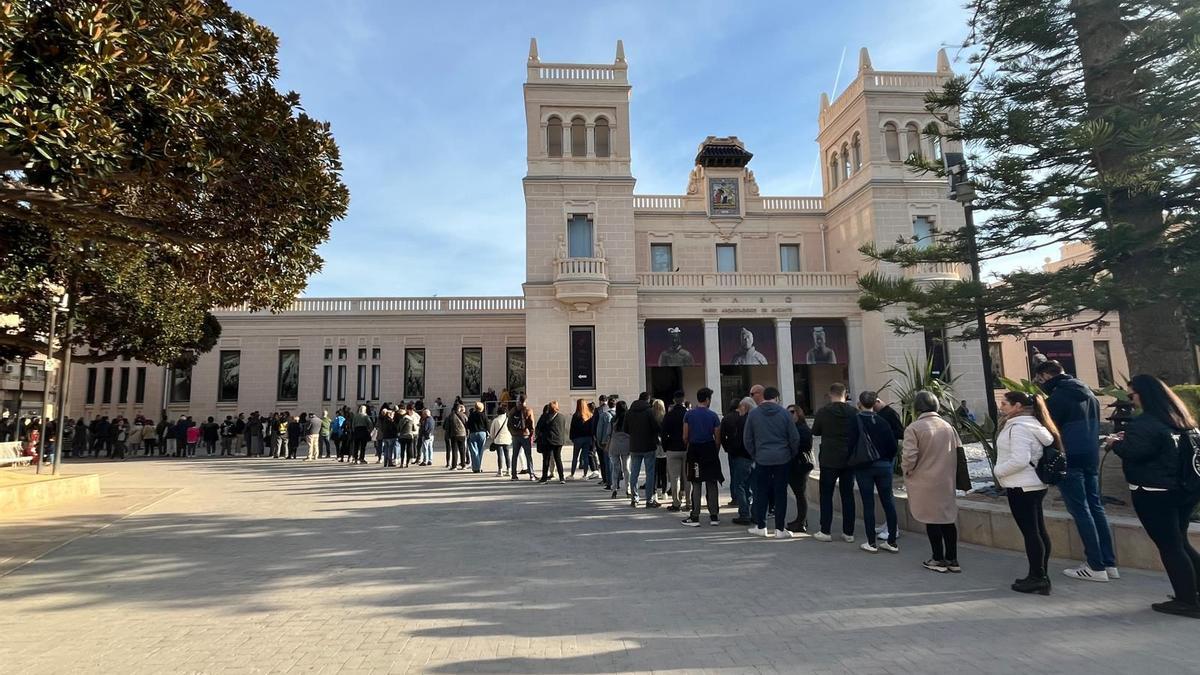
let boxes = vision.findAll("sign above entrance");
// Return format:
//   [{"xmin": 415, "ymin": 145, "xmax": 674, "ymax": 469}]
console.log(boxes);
[
  {"xmin": 645, "ymin": 320, "xmax": 704, "ymax": 367},
  {"xmin": 719, "ymin": 319, "xmax": 776, "ymax": 366},
  {"xmin": 792, "ymin": 319, "xmax": 849, "ymax": 366}
]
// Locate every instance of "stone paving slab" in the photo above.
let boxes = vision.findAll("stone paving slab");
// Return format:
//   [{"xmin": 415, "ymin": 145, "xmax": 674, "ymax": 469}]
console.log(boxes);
[{"xmin": 1, "ymin": 457, "xmax": 1199, "ymax": 674}]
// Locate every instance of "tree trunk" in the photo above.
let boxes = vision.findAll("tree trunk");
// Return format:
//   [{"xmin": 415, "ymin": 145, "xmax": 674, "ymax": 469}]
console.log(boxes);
[{"xmin": 1071, "ymin": 0, "xmax": 1199, "ymax": 384}]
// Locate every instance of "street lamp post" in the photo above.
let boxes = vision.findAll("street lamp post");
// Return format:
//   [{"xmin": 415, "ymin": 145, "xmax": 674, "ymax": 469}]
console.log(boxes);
[
  {"xmin": 52, "ymin": 293, "xmax": 76, "ymax": 476},
  {"xmin": 35, "ymin": 291, "xmax": 61, "ymax": 474}
]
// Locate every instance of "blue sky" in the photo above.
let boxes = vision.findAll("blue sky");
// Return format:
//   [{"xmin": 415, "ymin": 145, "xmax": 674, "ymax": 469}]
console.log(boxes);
[{"xmin": 232, "ymin": 0, "xmax": 1045, "ymax": 297}]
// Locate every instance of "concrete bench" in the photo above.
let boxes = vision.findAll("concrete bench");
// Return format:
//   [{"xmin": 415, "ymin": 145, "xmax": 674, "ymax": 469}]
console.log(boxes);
[{"xmin": 0, "ymin": 441, "xmax": 33, "ymax": 466}]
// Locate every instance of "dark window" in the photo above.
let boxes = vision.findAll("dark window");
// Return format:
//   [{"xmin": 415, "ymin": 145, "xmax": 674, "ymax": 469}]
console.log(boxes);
[
  {"xmin": 883, "ymin": 122, "xmax": 900, "ymax": 161},
  {"xmin": 570, "ymin": 116, "xmax": 586, "ymax": 157},
  {"xmin": 546, "ymin": 116, "xmax": 562, "ymax": 157},
  {"xmin": 277, "ymin": 350, "xmax": 299, "ymax": 401},
  {"xmin": 371, "ymin": 347, "xmax": 381, "ymax": 360},
  {"xmin": 594, "ymin": 117, "xmax": 610, "ymax": 157},
  {"xmin": 567, "ymin": 215, "xmax": 593, "ymax": 258},
  {"xmin": 169, "ymin": 367, "xmax": 191, "ymax": 403},
  {"xmin": 461, "ymin": 348, "xmax": 482, "ymax": 397},
  {"xmin": 780, "ymin": 244, "xmax": 801, "ymax": 272},
  {"xmin": 357, "ymin": 347, "xmax": 367, "ymax": 360},
  {"xmin": 85, "ymin": 368, "xmax": 97, "ymax": 404},
  {"xmin": 404, "ymin": 349, "xmax": 425, "ymax": 399},
  {"xmin": 716, "ymin": 244, "xmax": 737, "ymax": 272},
  {"xmin": 650, "ymin": 244, "xmax": 672, "ymax": 272},
  {"xmin": 1094, "ymin": 340, "xmax": 1115, "ymax": 388},
  {"xmin": 323, "ymin": 365, "xmax": 333, "ymax": 402},
  {"xmin": 371, "ymin": 364, "xmax": 380, "ymax": 400},
  {"xmin": 336, "ymin": 365, "xmax": 346, "ymax": 401},
  {"xmin": 337, "ymin": 348, "xmax": 347, "ymax": 360},
  {"xmin": 924, "ymin": 330, "xmax": 949, "ymax": 382},
  {"xmin": 218, "ymin": 351, "xmax": 240, "ymax": 402},
  {"xmin": 570, "ymin": 326, "xmax": 595, "ymax": 390},
  {"xmin": 134, "ymin": 367, "xmax": 146, "ymax": 404},
  {"xmin": 118, "ymin": 367, "xmax": 129, "ymax": 404},
  {"xmin": 506, "ymin": 347, "xmax": 526, "ymax": 396},
  {"xmin": 102, "ymin": 367, "xmax": 113, "ymax": 404},
  {"xmin": 988, "ymin": 342, "xmax": 1005, "ymax": 390},
  {"xmin": 906, "ymin": 122, "xmax": 922, "ymax": 159},
  {"xmin": 324, "ymin": 348, "xmax": 333, "ymax": 361},
  {"xmin": 356, "ymin": 364, "xmax": 367, "ymax": 400}
]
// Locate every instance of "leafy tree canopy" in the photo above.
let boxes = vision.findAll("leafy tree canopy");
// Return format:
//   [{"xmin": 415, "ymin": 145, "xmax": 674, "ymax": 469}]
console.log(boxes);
[
  {"xmin": 858, "ymin": 0, "xmax": 1200, "ymax": 384},
  {"xmin": 0, "ymin": 0, "xmax": 349, "ymax": 365}
]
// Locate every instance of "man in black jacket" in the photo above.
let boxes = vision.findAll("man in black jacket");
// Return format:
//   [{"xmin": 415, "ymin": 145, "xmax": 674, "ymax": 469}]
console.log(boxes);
[
  {"xmin": 537, "ymin": 400, "xmax": 569, "ymax": 484},
  {"xmin": 811, "ymin": 383, "xmax": 857, "ymax": 542},
  {"xmin": 623, "ymin": 392, "xmax": 661, "ymax": 508},
  {"xmin": 661, "ymin": 392, "xmax": 689, "ymax": 511}
]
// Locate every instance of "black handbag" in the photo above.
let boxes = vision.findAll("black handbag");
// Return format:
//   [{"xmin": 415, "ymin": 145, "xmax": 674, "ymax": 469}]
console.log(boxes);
[{"xmin": 847, "ymin": 415, "xmax": 880, "ymax": 466}]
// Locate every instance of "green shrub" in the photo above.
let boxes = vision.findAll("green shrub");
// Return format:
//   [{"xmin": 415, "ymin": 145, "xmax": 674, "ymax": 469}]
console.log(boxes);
[{"xmin": 1173, "ymin": 385, "xmax": 1200, "ymax": 423}]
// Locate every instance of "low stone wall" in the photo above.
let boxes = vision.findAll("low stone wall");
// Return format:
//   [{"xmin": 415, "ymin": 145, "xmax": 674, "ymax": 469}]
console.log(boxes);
[
  {"xmin": 806, "ymin": 472, "xmax": 1197, "ymax": 572},
  {"xmin": 0, "ymin": 471, "xmax": 102, "ymax": 513}
]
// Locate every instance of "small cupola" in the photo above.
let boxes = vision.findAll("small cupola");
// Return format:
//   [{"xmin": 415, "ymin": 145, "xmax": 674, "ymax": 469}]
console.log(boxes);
[{"xmin": 694, "ymin": 136, "xmax": 753, "ymax": 168}]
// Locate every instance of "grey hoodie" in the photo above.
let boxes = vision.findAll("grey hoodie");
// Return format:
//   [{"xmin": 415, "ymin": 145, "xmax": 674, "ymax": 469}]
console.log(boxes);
[{"xmin": 743, "ymin": 401, "xmax": 799, "ymax": 466}]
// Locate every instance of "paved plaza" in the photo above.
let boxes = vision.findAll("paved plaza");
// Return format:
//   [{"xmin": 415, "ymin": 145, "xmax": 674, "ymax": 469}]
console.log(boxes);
[{"xmin": 3, "ymin": 457, "xmax": 1199, "ymax": 674}]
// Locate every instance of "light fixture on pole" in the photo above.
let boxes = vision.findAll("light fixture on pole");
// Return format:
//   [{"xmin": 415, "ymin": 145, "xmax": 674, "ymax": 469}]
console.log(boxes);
[{"xmin": 35, "ymin": 282, "xmax": 65, "ymax": 474}]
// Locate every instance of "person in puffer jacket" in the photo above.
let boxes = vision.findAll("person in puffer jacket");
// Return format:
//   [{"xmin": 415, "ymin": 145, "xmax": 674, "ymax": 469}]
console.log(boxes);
[{"xmin": 996, "ymin": 391, "xmax": 1059, "ymax": 596}]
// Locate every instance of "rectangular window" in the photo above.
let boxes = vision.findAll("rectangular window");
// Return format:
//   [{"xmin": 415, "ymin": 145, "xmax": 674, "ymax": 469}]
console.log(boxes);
[
  {"xmin": 506, "ymin": 347, "xmax": 526, "ymax": 397},
  {"xmin": 404, "ymin": 349, "xmax": 425, "ymax": 399},
  {"xmin": 356, "ymin": 364, "xmax": 367, "ymax": 400},
  {"xmin": 371, "ymin": 364, "xmax": 381, "ymax": 400},
  {"xmin": 569, "ymin": 326, "xmax": 595, "ymax": 390},
  {"xmin": 85, "ymin": 368, "xmax": 97, "ymax": 404},
  {"xmin": 102, "ymin": 367, "xmax": 113, "ymax": 404},
  {"xmin": 336, "ymin": 365, "xmax": 347, "ymax": 400},
  {"xmin": 337, "ymin": 347, "xmax": 347, "ymax": 360},
  {"xmin": 567, "ymin": 214, "xmax": 594, "ymax": 258},
  {"xmin": 650, "ymin": 243, "xmax": 673, "ymax": 273},
  {"xmin": 118, "ymin": 367, "xmax": 129, "ymax": 404},
  {"xmin": 277, "ymin": 349, "xmax": 299, "ymax": 401},
  {"xmin": 169, "ymin": 367, "xmax": 191, "ymax": 403},
  {"xmin": 371, "ymin": 347, "xmax": 381, "ymax": 360},
  {"xmin": 779, "ymin": 244, "xmax": 801, "ymax": 272},
  {"xmin": 218, "ymin": 350, "xmax": 240, "ymax": 402},
  {"xmin": 357, "ymin": 347, "xmax": 367, "ymax": 360},
  {"xmin": 322, "ymin": 365, "xmax": 333, "ymax": 401},
  {"xmin": 716, "ymin": 244, "xmax": 737, "ymax": 272},
  {"xmin": 1094, "ymin": 340, "xmax": 1115, "ymax": 388},
  {"xmin": 924, "ymin": 330, "xmax": 949, "ymax": 382},
  {"xmin": 461, "ymin": 347, "xmax": 482, "ymax": 397},
  {"xmin": 134, "ymin": 367, "xmax": 146, "ymax": 404},
  {"xmin": 323, "ymin": 348, "xmax": 333, "ymax": 361},
  {"xmin": 988, "ymin": 342, "xmax": 1005, "ymax": 390},
  {"xmin": 913, "ymin": 216, "xmax": 934, "ymax": 249}
]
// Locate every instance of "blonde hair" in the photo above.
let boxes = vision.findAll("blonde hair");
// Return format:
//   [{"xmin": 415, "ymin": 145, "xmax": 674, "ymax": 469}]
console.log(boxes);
[
  {"xmin": 474, "ymin": 401, "xmax": 484, "ymax": 412},
  {"xmin": 575, "ymin": 398, "xmax": 592, "ymax": 422},
  {"xmin": 651, "ymin": 398, "xmax": 666, "ymax": 423}
]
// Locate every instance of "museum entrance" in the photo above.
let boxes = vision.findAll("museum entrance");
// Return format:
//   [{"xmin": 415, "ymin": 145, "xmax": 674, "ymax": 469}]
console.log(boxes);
[
  {"xmin": 720, "ymin": 365, "xmax": 774, "ymax": 413},
  {"xmin": 647, "ymin": 366, "xmax": 706, "ymax": 403},
  {"xmin": 794, "ymin": 364, "xmax": 849, "ymax": 415}
]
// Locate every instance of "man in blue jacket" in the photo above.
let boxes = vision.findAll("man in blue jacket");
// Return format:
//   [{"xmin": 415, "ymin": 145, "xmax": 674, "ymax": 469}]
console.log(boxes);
[
  {"xmin": 744, "ymin": 386, "xmax": 800, "ymax": 539},
  {"xmin": 1036, "ymin": 360, "xmax": 1118, "ymax": 582}
]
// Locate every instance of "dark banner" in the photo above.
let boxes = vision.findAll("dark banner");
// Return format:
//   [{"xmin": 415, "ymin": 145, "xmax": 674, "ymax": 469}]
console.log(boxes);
[
  {"xmin": 792, "ymin": 319, "xmax": 849, "ymax": 366},
  {"xmin": 1028, "ymin": 340, "xmax": 1077, "ymax": 378},
  {"xmin": 570, "ymin": 326, "xmax": 595, "ymax": 390},
  {"xmin": 644, "ymin": 319, "xmax": 704, "ymax": 367},
  {"xmin": 719, "ymin": 319, "xmax": 776, "ymax": 366}
]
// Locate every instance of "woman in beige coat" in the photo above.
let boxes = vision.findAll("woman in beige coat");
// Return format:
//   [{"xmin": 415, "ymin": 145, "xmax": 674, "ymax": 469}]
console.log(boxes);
[{"xmin": 901, "ymin": 390, "xmax": 963, "ymax": 573}]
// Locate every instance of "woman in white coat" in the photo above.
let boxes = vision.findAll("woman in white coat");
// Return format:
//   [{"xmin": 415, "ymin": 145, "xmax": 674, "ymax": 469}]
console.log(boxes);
[
  {"xmin": 995, "ymin": 391, "xmax": 1062, "ymax": 595},
  {"xmin": 486, "ymin": 407, "xmax": 513, "ymax": 477}
]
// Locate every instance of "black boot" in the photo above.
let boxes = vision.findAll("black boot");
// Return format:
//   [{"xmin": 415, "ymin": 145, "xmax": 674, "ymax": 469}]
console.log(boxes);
[{"xmin": 1011, "ymin": 576, "xmax": 1051, "ymax": 596}]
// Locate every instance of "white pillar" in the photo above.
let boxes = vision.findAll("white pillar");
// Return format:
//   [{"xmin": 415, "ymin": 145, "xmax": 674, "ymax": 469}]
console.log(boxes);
[
  {"xmin": 775, "ymin": 317, "xmax": 795, "ymax": 407},
  {"xmin": 703, "ymin": 318, "xmax": 722, "ymax": 414},
  {"xmin": 563, "ymin": 125, "xmax": 572, "ymax": 158},
  {"xmin": 637, "ymin": 320, "xmax": 647, "ymax": 395},
  {"xmin": 846, "ymin": 316, "xmax": 867, "ymax": 397}
]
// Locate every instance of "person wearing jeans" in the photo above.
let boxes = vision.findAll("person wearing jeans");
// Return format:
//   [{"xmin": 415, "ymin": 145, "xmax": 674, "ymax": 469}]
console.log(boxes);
[
  {"xmin": 812, "ymin": 383, "xmax": 858, "ymax": 542},
  {"xmin": 466, "ymin": 402, "xmax": 489, "ymax": 473},
  {"xmin": 622, "ymin": 393, "xmax": 661, "ymax": 507},
  {"xmin": 743, "ymin": 386, "xmax": 800, "ymax": 538},
  {"xmin": 721, "ymin": 399, "xmax": 755, "ymax": 524},
  {"xmin": 846, "ymin": 391, "xmax": 900, "ymax": 552},
  {"xmin": 787, "ymin": 405, "xmax": 815, "ymax": 534}
]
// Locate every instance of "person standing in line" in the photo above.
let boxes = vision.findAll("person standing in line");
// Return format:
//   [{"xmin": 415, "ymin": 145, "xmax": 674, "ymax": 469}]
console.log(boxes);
[
  {"xmin": 995, "ymin": 391, "xmax": 1058, "ymax": 595},
  {"xmin": 331, "ymin": 409, "xmax": 346, "ymax": 461},
  {"xmin": 184, "ymin": 416, "xmax": 200, "ymax": 457},
  {"xmin": 418, "ymin": 408, "xmax": 435, "ymax": 466},
  {"xmin": 286, "ymin": 414, "xmax": 302, "ymax": 460},
  {"xmin": 902, "ymin": 390, "xmax": 963, "ymax": 574},
  {"xmin": 220, "ymin": 415, "xmax": 235, "ymax": 456},
  {"xmin": 661, "ymin": 391, "xmax": 690, "ymax": 513},
  {"xmin": 507, "ymin": 401, "xmax": 535, "ymax": 480},
  {"xmin": 1113, "ymin": 375, "xmax": 1200, "ymax": 618},
  {"xmin": 448, "ymin": 404, "xmax": 469, "ymax": 469},
  {"xmin": 786, "ymin": 405, "xmax": 815, "ymax": 535},
  {"xmin": 232, "ymin": 413, "xmax": 246, "ymax": 456},
  {"xmin": 744, "ymin": 386, "xmax": 799, "ymax": 539},
  {"xmin": 318, "ymin": 410, "xmax": 332, "ymax": 459},
  {"xmin": 569, "ymin": 399, "xmax": 594, "ymax": 480},
  {"xmin": 405, "ymin": 404, "xmax": 421, "ymax": 465},
  {"xmin": 378, "ymin": 405, "xmax": 399, "ymax": 467},
  {"xmin": 304, "ymin": 411, "xmax": 321, "ymax": 461},
  {"xmin": 652, "ymin": 398, "xmax": 669, "ymax": 502},
  {"xmin": 846, "ymin": 391, "xmax": 900, "ymax": 553},
  {"xmin": 594, "ymin": 396, "xmax": 615, "ymax": 490},
  {"xmin": 202, "ymin": 416, "xmax": 219, "ymax": 456},
  {"xmin": 466, "ymin": 402, "xmax": 489, "ymax": 473},
  {"xmin": 441, "ymin": 405, "xmax": 455, "ymax": 468},
  {"xmin": 606, "ymin": 401, "xmax": 631, "ymax": 498},
  {"xmin": 812, "ymin": 383, "xmax": 858, "ymax": 542},
  {"xmin": 487, "ymin": 404, "xmax": 512, "ymax": 477},
  {"xmin": 537, "ymin": 400, "xmax": 568, "ymax": 484},
  {"xmin": 351, "ymin": 405, "xmax": 372, "ymax": 465},
  {"xmin": 125, "ymin": 418, "xmax": 143, "ymax": 459},
  {"xmin": 396, "ymin": 404, "xmax": 417, "ymax": 468},
  {"xmin": 72, "ymin": 418, "xmax": 88, "ymax": 458},
  {"xmin": 722, "ymin": 399, "xmax": 755, "ymax": 525},
  {"xmin": 268, "ymin": 413, "xmax": 283, "ymax": 458},
  {"xmin": 681, "ymin": 387, "xmax": 723, "ymax": 527},
  {"xmin": 1034, "ymin": 360, "xmax": 1118, "ymax": 582},
  {"xmin": 623, "ymin": 392, "xmax": 662, "ymax": 508},
  {"xmin": 248, "ymin": 412, "xmax": 263, "ymax": 457}
]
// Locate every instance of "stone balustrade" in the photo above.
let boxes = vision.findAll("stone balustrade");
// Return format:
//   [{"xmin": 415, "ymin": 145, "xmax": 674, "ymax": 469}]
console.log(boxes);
[
  {"xmin": 637, "ymin": 271, "xmax": 858, "ymax": 290},
  {"xmin": 902, "ymin": 262, "xmax": 964, "ymax": 282},
  {"xmin": 528, "ymin": 63, "xmax": 625, "ymax": 83},
  {"xmin": 554, "ymin": 256, "xmax": 607, "ymax": 281},
  {"xmin": 215, "ymin": 296, "xmax": 525, "ymax": 315}
]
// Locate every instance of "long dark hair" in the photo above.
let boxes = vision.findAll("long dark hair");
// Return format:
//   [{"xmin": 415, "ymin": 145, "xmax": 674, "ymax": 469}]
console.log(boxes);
[
  {"xmin": 613, "ymin": 400, "xmax": 628, "ymax": 432},
  {"xmin": 1003, "ymin": 391, "xmax": 1064, "ymax": 451},
  {"xmin": 1129, "ymin": 374, "xmax": 1197, "ymax": 430}
]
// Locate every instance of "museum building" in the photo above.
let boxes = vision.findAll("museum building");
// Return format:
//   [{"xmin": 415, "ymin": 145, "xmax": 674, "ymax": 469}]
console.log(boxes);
[{"xmin": 66, "ymin": 40, "xmax": 997, "ymax": 421}]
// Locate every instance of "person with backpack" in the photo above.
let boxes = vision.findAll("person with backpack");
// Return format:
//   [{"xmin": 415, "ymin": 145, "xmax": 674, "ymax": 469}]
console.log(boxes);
[
  {"xmin": 812, "ymin": 383, "xmax": 858, "ymax": 543},
  {"xmin": 536, "ymin": 400, "xmax": 568, "ymax": 484},
  {"xmin": 1112, "ymin": 375, "xmax": 1200, "ymax": 619},
  {"xmin": 1035, "ymin": 360, "xmax": 1117, "ymax": 582},
  {"xmin": 996, "ymin": 391, "xmax": 1060, "ymax": 595},
  {"xmin": 507, "ymin": 401, "xmax": 535, "ymax": 480},
  {"xmin": 786, "ymin": 405, "xmax": 815, "ymax": 534},
  {"xmin": 846, "ymin": 391, "xmax": 900, "ymax": 553},
  {"xmin": 350, "ymin": 405, "xmax": 372, "ymax": 465}
]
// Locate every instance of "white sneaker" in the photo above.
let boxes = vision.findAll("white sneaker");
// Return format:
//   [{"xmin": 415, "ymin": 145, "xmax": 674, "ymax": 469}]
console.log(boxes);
[
  {"xmin": 775, "ymin": 529, "xmax": 794, "ymax": 540},
  {"xmin": 860, "ymin": 542, "xmax": 878, "ymax": 553},
  {"xmin": 878, "ymin": 542, "xmax": 900, "ymax": 553},
  {"xmin": 841, "ymin": 534, "xmax": 855, "ymax": 543},
  {"xmin": 746, "ymin": 526, "xmax": 768, "ymax": 537},
  {"xmin": 1063, "ymin": 565, "xmax": 1109, "ymax": 582},
  {"xmin": 587, "ymin": 471, "xmax": 600, "ymax": 479},
  {"xmin": 813, "ymin": 532, "xmax": 832, "ymax": 542},
  {"xmin": 1106, "ymin": 567, "xmax": 1121, "ymax": 580}
]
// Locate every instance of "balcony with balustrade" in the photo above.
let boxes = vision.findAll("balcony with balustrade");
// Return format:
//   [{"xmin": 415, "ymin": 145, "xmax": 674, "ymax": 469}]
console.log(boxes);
[
  {"xmin": 637, "ymin": 271, "xmax": 858, "ymax": 292},
  {"xmin": 553, "ymin": 256, "xmax": 609, "ymax": 308},
  {"xmin": 902, "ymin": 262, "xmax": 965, "ymax": 284}
]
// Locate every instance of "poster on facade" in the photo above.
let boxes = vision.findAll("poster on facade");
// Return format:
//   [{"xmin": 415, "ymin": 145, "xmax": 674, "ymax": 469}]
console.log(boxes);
[
  {"xmin": 1027, "ymin": 340, "xmax": 1077, "ymax": 378},
  {"xmin": 169, "ymin": 367, "xmax": 192, "ymax": 403},
  {"xmin": 461, "ymin": 348, "xmax": 482, "ymax": 397},
  {"xmin": 719, "ymin": 320, "xmax": 776, "ymax": 366},
  {"xmin": 404, "ymin": 348, "xmax": 425, "ymax": 399},
  {"xmin": 506, "ymin": 347, "xmax": 526, "ymax": 396},
  {"xmin": 218, "ymin": 351, "xmax": 240, "ymax": 402},
  {"xmin": 644, "ymin": 319, "xmax": 704, "ymax": 367},
  {"xmin": 570, "ymin": 326, "xmax": 595, "ymax": 390},
  {"xmin": 277, "ymin": 350, "xmax": 299, "ymax": 401},
  {"xmin": 709, "ymin": 177, "xmax": 739, "ymax": 216},
  {"xmin": 791, "ymin": 319, "xmax": 848, "ymax": 366}
]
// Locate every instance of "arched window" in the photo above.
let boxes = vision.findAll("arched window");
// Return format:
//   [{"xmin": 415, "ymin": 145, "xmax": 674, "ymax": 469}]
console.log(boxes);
[
  {"xmin": 570, "ymin": 116, "xmax": 587, "ymax": 157},
  {"xmin": 829, "ymin": 154, "xmax": 840, "ymax": 189},
  {"xmin": 594, "ymin": 117, "xmax": 610, "ymax": 158},
  {"xmin": 842, "ymin": 143, "xmax": 852, "ymax": 180},
  {"xmin": 931, "ymin": 132, "xmax": 943, "ymax": 164},
  {"xmin": 905, "ymin": 123, "xmax": 922, "ymax": 160},
  {"xmin": 883, "ymin": 123, "xmax": 900, "ymax": 162},
  {"xmin": 546, "ymin": 116, "xmax": 562, "ymax": 157},
  {"xmin": 851, "ymin": 133, "xmax": 862, "ymax": 171}
]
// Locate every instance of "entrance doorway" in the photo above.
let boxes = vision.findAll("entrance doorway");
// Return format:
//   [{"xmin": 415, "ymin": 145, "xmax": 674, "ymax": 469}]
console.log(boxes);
[
  {"xmin": 720, "ymin": 365, "xmax": 774, "ymax": 412},
  {"xmin": 794, "ymin": 364, "xmax": 849, "ymax": 415},
  {"xmin": 648, "ymin": 366, "xmax": 706, "ymax": 404}
]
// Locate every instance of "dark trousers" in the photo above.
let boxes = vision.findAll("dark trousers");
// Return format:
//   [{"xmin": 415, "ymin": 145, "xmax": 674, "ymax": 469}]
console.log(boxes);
[
  {"xmin": 752, "ymin": 463, "xmax": 790, "ymax": 531},
  {"xmin": 541, "ymin": 445, "xmax": 564, "ymax": 480},
  {"xmin": 788, "ymin": 460, "xmax": 812, "ymax": 531},
  {"xmin": 690, "ymin": 480, "xmax": 719, "ymax": 519},
  {"xmin": 856, "ymin": 460, "xmax": 898, "ymax": 546},
  {"xmin": 819, "ymin": 466, "xmax": 856, "ymax": 536},
  {"xmin": 511, "ymin": 437, "xmax": 533, "ymax": 476},
  {"xmin": 398, "ymin": 438, "xmax": 413, "ymax": 466},
  {"xmin": 926, "ymin": 523, "xmax": 959, "ymax": 562},
  {"xmin": 597, "ymin": 446, "xmax": 610, "ymax": 485},
  {"xmin": 1132, "ymin": 489, "xmax": 1200, "ymax": 605},
  {"xmin": 451, "ymin": 437, "xmax": 468, "ymax": 467},
  {"xmin": 655, "ymin": 457, "xmax": 668, "ymax": 492},
  {"xmin": 1007, "ymin": 487, "xmax": 1051, "ymax": 578},
  {"xmin": 353, "ymin": 435, "xmax": 368, "ymax": 463}
]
